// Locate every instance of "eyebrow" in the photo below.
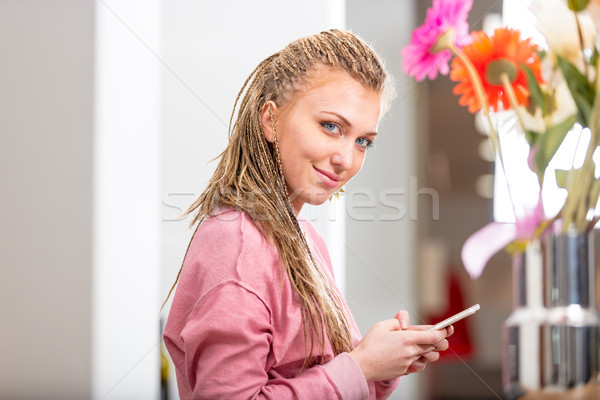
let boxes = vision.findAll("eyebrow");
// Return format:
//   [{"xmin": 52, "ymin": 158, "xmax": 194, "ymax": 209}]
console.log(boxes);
[{"xmin": 321, "ymin": 111, "xmax": 378, "ymax": 137}]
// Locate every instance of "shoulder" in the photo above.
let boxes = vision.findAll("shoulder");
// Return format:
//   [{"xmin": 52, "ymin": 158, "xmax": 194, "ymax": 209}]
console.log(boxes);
[
  {"xmin": 180, "ymin": 207, "xmax": 281, "ymax": 296},
  {"xmin": 193, "ymin": 207, "xmax": 259, "ymax": 242},
  {"xmin": 189, "ymin": 207, "xmax": 270, "ymax": 259}
]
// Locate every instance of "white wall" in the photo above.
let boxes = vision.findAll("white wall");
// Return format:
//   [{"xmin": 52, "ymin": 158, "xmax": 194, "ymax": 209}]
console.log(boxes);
[{"xmin": 345, "ymin": 1, "xmax": 420, "ymax": 398}]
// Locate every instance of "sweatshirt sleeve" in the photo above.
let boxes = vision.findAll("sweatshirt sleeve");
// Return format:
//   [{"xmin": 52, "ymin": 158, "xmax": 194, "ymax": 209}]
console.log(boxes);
[
  {"xmin": 374, "ymin": 378, "xmax": 400, "ymax": 399},
  {"xmin": 179, "ymin": 281, "xmax": 370, "ymax": 400}
]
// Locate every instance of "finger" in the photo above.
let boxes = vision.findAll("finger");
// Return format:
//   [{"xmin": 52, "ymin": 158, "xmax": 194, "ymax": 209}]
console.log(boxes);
[
  {"xmin": 403, "ymin": 329, "xmax": 447, "ymax": 344},
  {"xmin": 421, "ymin": 351, "xmax": 440, "ymax": 363},
  {"xmin": 417, "ymin": 344, "xmax": 437, "ymax": 354},
  {"xmin": 407, "ymin": 358, "xmax": 427, "ymax": 374},
  {"xmin": 376, "ymin": 318, "xmax": 401, "ymax": 332},
  {"xmin": 406, "ymin": 324, "xmax": 432, "ymax": 331},
  {"xmin": 407, "ymin": 324, "xmax": 452, "ymax": 334},
  {"xmin": 394, "ymin": 310, "xmax": 410, "ymax": 330},
  {"xmin": 434, "ymin": 339, "xmax": 449, "ymax": 352}
]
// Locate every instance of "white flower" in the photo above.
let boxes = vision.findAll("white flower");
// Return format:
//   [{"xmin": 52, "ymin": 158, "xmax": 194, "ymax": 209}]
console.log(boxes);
[
  {"xmin": 550, "ymin": 75, "xmax": 579, "ymax": 124},
  {"xmin": 522, "ymin": 80, "xmax": 577, "ymax": 134},
  {"xmin": 522, "ymin": 53, "xmax": 578, "ymax": 134},
  {"xmin": 587, "ymin": 0, "xmax": 600, "ymax": 49},
  {"xmin": 530, "ymin": 0, "xmax": 595, "ymax": 69},
  {"xmin": 522, "ymin": 106, "xmax": 546, "ymax": 134}
]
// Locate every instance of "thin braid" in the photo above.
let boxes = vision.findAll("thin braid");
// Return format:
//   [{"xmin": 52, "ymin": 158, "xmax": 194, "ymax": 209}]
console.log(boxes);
[
  {"xmin": 229, "ymin": 53, "xmax": 279, "ymax": 138},
  {"xmin": 267, "ymin": 103, "xmax": 291, "ymax": 198}
]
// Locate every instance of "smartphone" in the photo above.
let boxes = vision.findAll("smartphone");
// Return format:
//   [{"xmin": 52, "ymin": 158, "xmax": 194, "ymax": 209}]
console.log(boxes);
[{"xmin": 426, "ymin": 304, "xmax": 480, "ymax": 331}]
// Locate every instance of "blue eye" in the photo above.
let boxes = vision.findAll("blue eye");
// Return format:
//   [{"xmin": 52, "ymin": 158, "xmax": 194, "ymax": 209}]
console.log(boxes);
[
  {"xmin": 321, "ymin": 122, "xmax": 341, "ymax": 135},
  {"xmin": 356, "ymin": 137, "xmax": 374, "ymax": 149}
]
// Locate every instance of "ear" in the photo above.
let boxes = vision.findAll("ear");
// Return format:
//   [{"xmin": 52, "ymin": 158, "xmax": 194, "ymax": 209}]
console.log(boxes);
[{"xmin": 260, "ymin": 101, "xmax": 278, "ymax": 143}]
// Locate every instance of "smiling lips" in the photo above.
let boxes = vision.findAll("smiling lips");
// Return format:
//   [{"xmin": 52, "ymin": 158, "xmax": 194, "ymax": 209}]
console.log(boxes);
[{"xmin": 313, "ymin": 166, "xmax": 340, "ymax": 189}]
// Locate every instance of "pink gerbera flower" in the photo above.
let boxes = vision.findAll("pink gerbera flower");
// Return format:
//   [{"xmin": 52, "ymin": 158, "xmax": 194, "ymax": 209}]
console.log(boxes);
[{"xmin": 401, "ymin": 0, "xmax": 474, "ymax": 81}]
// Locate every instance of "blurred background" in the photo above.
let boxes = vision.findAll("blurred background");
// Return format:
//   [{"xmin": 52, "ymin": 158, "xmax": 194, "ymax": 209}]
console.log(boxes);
[{"xmin": 0, "ymin": 0, "xmax": 541, "ymax": 399}]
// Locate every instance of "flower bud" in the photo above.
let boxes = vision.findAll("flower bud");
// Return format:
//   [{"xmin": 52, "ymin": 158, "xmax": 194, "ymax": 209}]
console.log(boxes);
[
  {"xmin": 567, "ymin": 0, "xmax": 589, "ymax": 11},
  {"xmin": 485, "ymin": 58, "xmax": 518, "ymax": 86},
  {"xmin": 431, "ymin": 28, "xmax": 456, "ymax": 53}
]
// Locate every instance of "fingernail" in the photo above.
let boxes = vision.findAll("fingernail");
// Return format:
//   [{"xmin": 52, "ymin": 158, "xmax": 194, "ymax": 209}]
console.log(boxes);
[{"xmin": 401, "ymin": 320, "xmax": 408, "ymax": 329}]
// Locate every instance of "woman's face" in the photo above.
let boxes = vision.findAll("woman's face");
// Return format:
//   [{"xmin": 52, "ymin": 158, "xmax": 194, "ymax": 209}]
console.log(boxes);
[{"xmin": 261, "ymin": 67, "xmax": 382, "ymax": 214}]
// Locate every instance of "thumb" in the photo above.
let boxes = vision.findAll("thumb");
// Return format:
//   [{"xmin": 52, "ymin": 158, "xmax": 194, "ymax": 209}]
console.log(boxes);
[
  {"xmin": 378, "ymin": 318, "xmax": 401, "ymax": 332},
  {"xmin": 394, "ymin": 310, "xmax": 410, "ymax": 330}
]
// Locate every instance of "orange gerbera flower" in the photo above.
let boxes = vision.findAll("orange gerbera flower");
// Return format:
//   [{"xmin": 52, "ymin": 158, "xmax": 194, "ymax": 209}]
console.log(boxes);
[{"xmin": 450, "ymin": 27, "xmax": 543, "ymax": 113}]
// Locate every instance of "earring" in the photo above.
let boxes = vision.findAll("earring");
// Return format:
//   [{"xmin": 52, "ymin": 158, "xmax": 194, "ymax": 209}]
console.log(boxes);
[{"xmin": 329, "ymin": 187, "xmax": 345, "ymax": 202}]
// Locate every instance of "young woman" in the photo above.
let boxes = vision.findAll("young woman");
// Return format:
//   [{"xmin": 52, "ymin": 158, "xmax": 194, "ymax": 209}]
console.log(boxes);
[{"xmin": 163, "ymin": 29, "xmax": 452, "ymax": 399}]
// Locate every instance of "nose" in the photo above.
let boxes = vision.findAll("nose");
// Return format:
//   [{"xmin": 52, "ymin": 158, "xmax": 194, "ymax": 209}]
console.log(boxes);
[{"xmin": 330, "ymin": 141, "xmax": 354, "ymax": 171}]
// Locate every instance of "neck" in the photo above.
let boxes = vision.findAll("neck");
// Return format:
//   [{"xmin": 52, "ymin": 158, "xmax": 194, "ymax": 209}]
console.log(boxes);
[{"xmin": 293, "ymin": 200, "xmax": 303, "ymax": 216}]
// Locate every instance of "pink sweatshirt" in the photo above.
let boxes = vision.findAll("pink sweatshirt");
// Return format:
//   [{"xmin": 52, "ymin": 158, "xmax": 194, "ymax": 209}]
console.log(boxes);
[{"xmin": 164, "ymin": 207, "xmax": 400, "ymax": 399}]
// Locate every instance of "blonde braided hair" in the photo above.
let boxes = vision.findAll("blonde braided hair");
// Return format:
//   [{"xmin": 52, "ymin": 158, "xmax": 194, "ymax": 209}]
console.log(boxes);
[{"xmin": 165, "ymin": 29, "xmax": 391, "ymax": 367}]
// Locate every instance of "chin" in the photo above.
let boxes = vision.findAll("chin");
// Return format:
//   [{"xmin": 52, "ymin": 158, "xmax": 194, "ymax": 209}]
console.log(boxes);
[
  {"xmin": 308, "ymin": 198, "xmax": 330, "ymax": 206},
  {"xmin": 292, "ymin": 185, "xmax": 338, "ymax": 207},
  {"xmin": 306, "ymin": 193, "xmax": 335, "ymax": 206}
]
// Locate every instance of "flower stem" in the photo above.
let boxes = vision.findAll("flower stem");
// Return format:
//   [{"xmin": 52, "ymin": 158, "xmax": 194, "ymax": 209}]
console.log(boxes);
[
  {"xmin": 450, "ymin": 45, "xmax": 529, "ymax": 232},
  {"xmin": 500, "ymin": 73, "xmax": 527, "ymax": 133},
  {"xmin": 560, "ymin": 67, "xmax": 600, "ymax": 232},
  {"xmin": 450, "ymin": 46, "xmax": 498, "ymax": 148},
  {"xmin": 587, "ymin": 179, "xmax": 600, "ymax": 231},
  {"xmin": 574, "ymin": 12, "xmax": 589, "ymax": 79}
]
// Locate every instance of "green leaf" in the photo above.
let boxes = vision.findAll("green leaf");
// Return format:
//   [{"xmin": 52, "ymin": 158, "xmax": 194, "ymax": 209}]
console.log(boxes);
[
  {"xmin": 556, "ymin": 56, "xmax": 595, "ymax": 126},
  {"xmin": 589, "ymin": 175, "xmax": 600, "ymax": 209},
  {"xmin": 554, "ymin": 166, "xmax": 595, "ymax": 196},
  {"xmin": 568, "ymin": 0, "xmax": 589, "ymax": 11},
  {"xmin": 534, "ymin": 48, "xmax": 547, "ymax": 61},
  {"xmin": 525, "ymin": 130, "xmax": 539, "ymax": 145},
  {"xmin": 534, "ymin": 114, "xmax": 578, "ymax": 176},
  {"xmin": 555, "ymin": 169, "xmax": 570, "ymax": 189},
  {"xmin": 521, "ymin": 62, "xmax": 546, "ymax": 115},
  {"xmin": 590, "ymin": 47, "xmax": 599, "ymax": 68}
]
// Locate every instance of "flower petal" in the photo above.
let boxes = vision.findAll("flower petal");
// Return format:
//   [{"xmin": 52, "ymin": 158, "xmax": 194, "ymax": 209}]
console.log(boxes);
[
  {"xmin": 450, "ymin": 27, "xmax": 543, "ymax": 113},
  {"xmin": 461, "ymin": 222, "xmax": 517, "ymax": 279},
  {"xmin": 401, "ymin": 0, "xmax": 474, "ymax": 81}
]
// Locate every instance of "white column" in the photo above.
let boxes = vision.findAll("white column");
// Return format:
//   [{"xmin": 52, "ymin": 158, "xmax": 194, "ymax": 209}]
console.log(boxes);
[{"xmin": 93, "ymin": 1, "xmax": 161, "ymax": 399}]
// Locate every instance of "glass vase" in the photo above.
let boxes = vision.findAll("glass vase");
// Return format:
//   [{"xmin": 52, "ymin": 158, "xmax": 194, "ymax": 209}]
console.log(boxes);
[{"xmin": 503, "ymin": 230, "xmax": 600, "ymax": 399}]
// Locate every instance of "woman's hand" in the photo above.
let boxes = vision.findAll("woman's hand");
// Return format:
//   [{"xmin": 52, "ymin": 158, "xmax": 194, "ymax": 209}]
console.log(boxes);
[
  {"xmin": 395, "ymin": 310, "xmax": 453, "ymax": 375},
  {"xmin": 401, "ymin": 322, "xmax": 453, "ymax": 374},
  {"xmin": 349, "ymin": 313, "xmax": 451, "ymax": 382}
]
